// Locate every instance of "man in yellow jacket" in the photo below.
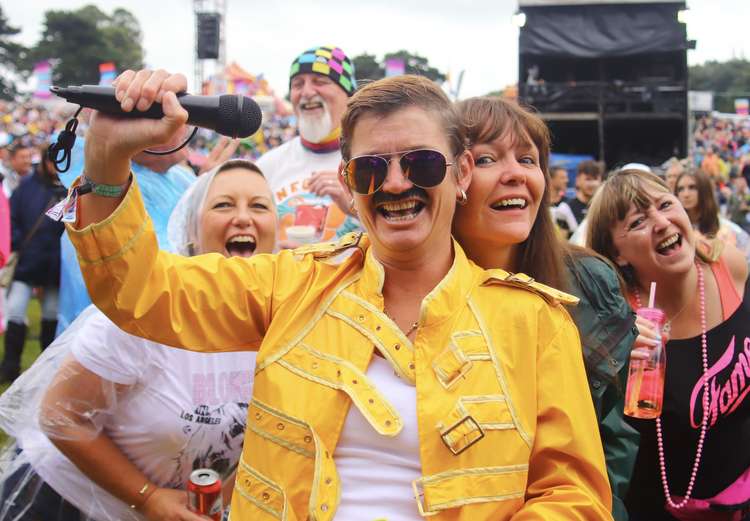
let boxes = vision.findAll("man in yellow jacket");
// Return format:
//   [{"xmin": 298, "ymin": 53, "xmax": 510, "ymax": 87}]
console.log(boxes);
[{"xmin": 66, "ymin": 69, "xmax": 613, "ymax": 520}]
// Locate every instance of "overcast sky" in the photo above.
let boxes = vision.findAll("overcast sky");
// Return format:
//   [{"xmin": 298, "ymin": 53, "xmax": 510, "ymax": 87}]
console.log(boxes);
[{"xmin": 6, "ymin": 0, "xmax": 750, "ymax": 98}]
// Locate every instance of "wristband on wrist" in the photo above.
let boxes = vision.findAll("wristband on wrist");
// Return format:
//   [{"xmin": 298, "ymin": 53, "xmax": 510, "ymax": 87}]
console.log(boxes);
[
  {"xmin": 130, "ymin": 482, "xmax": 157, "ymax": 510},
  {"xmin": 78, "ymin": 173, "xmax": 132, "ymax": 198}
]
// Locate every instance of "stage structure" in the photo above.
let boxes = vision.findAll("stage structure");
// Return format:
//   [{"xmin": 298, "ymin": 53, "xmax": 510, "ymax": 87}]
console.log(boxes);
[
  {"xmin": 517, "ymin": 0, "xmax": 690, "ymax": 167},
  {"xmin": 193, "ymin": 0, "xmax": 227, "ymax": 93}
]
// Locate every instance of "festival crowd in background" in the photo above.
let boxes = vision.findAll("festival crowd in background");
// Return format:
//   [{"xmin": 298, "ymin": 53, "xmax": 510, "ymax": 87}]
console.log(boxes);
[{"xmin": 0, "ymin": 43, "xmax": 747, "ymax": 521}]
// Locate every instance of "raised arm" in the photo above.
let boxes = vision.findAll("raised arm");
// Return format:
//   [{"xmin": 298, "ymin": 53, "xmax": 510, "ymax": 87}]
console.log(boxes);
[
  {"xmin": 67, "ymin": 181, "xmax": 279, "ymax": 350},
  {"xmin": 76, "ymin": 69, "xmax": 189, "ymax": 227},
  {"xmin": 66, "ymin": 69, "xmax": 283, "ymax": 351}
]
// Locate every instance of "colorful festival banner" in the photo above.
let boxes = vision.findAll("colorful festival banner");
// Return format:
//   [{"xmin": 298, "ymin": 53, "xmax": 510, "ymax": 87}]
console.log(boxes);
[
  {"xmin": 384, "ymin": 58, "xmax": 405, "ymax": 77},
  {"xmin": 99, "ymin": 62, "xmax": 117, "ymax": 86},
  {"xmin": 32, "ymin": 60, "xmax": 52, "ymax": 99}
]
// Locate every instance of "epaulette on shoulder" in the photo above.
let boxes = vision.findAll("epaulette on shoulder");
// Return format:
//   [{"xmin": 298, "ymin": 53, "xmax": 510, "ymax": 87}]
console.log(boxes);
[
  {"xmin": 291, "ymin": 232, "xmax": 364, "ymax": 260},
  {"xmin": 482, "ymin": 269, "xmax": 579, "ymax": 306}
]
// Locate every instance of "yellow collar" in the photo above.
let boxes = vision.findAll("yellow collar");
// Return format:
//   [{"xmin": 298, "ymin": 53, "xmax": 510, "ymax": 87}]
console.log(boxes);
[{"xmin": 358, "ymin": 237, "xmax": 480, "ymax": 327}]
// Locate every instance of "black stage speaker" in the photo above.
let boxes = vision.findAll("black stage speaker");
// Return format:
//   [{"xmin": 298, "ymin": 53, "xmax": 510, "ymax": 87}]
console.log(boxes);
[{"xmin": 197, "ymin": 12, "xmax": 220, "ymax": 60}]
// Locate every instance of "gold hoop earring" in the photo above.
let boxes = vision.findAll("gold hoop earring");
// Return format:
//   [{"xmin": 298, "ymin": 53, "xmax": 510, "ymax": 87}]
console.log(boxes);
[
  {"xmin": 457, "ymin": 188, "xmax": 468, "ymax": 206},
  {"xmin": 349, "ymin": 199, "xmax": 358, "ymax": 216}
]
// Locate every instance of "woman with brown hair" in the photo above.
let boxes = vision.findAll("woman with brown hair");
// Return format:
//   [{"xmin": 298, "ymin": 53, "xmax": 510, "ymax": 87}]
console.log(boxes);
[
  {"xmin": 587, "ymin": 168, "xmax": 750, "ymax": 521},
  {"xmin": 675, "ymin": 169, "xmax": 750, "ymax": 261},
  {"xmin": 452, "ymin": 96, "xmax": 639, "ymax": 521},
  {"xmin": 675, "ymin": 169, "xmax": 720, "ymax": 237}
]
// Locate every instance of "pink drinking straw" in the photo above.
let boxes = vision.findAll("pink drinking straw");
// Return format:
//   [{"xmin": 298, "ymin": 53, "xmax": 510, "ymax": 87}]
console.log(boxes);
[{"xmin": 648, "ymin": 281, "xmax": 656, "ymax": 308}]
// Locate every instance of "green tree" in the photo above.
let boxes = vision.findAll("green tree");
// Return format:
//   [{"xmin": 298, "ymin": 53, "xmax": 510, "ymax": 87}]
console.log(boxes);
[
  {"xmin": 28, "ymin": 5, "xmax": 144, "ymax": 87},
  {"xmin": 689, "ymin": 59, "xmax": 750, "ymax": 113},
  {"xmin": 384, "ymin": 50, "xmax": 446, "ymax": 83},
  {"xmin": 0, "ymin": 5, "xmax": 29, "ymax": 100},
  {"xmin": 352, "ymin": 53, "xmax": 383, "ymax": 83}
]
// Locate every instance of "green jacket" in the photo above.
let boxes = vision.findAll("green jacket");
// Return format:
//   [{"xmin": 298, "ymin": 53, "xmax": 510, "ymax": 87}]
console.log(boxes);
[{"xmin": 565, "ymin": 255, "xmax": 640, "ymax": 521}]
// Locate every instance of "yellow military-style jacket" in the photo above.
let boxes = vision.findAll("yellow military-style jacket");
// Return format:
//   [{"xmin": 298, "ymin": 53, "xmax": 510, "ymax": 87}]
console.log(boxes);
[{"xmin": 68, "ymin": 179, "xmax": 613, "ymax": 520}]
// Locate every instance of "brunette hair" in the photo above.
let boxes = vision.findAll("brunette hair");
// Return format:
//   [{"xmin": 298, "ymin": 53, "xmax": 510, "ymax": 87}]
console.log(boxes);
[
  {"xmin": 38, "ymin": 144, "xmax": 56, "ymax": 177},
  {"xmin": 456, "ymin": 96, "xmax": 566, "ymax": 289},
  {"xmin": 675, "ymin": 169, "xmax": 720, "ymax": 237},
  {"xmin": 340, "ymin": 75, "xmax": 464, "ymax": 161},
  {"xmin": 577, "ymin": 159, "xmax": 603, "ymax": 178},
  {"xmin": 7, "ymin": 142, "xmax": 31, "ymax": 157}
]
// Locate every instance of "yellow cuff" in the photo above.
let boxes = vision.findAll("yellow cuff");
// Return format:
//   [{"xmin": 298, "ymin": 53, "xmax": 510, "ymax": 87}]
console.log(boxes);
[{"xmin": 66, "ymin": 173, "xmax": 151, "ymax": 266}]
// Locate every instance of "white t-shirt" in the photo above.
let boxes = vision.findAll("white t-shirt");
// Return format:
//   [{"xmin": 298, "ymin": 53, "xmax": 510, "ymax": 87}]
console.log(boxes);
[
  {"xmin": 551, "ymin": 201, "xmax": 578, "ymax": 234},
  {"xmin": 256, "ymin": 137, "xmax": 360, "ymax": 242},
  {"xmin": 334, "ymin": 355, "xmax": 421, "ymax": 520},
  {"xmin": 23, "ymin": 311, "xmax": 256, "ymax": 521}
]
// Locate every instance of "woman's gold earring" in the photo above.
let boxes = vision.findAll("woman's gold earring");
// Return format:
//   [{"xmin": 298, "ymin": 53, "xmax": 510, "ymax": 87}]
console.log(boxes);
[
  {"xmin": 349, "ymin": 199, "xmax": 358, "ymax": 216},
  {"xmin": 457, "ymin": 188, "xmax": 468, "ymax": 206}
]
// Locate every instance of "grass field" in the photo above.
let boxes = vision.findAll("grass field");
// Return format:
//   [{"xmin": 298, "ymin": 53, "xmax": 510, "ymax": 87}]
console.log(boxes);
[{"xmin": 0, "ymin": 298, "xmax": 43, "ymax": 444}]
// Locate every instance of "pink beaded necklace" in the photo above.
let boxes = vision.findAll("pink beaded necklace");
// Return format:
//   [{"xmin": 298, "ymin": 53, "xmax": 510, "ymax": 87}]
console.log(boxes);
[{"xmin": 634, "ymin": 261, "xmax": 710, "ymax": 509}]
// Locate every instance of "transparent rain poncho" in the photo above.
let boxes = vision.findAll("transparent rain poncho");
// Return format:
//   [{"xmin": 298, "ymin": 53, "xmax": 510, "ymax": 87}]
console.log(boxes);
[{"xmin": 0, "ymin": 166, "xmax": 254, "ymax": 521}]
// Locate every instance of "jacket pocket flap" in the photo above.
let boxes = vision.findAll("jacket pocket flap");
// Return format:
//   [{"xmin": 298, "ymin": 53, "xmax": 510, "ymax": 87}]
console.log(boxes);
[{"xmin": 415, "ymin": 465, "xmax": 528, "ymax": 514}]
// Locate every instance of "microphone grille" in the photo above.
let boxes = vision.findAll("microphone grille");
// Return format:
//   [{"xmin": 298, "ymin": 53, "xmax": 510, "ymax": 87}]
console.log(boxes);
[{"xmin": 217, "ymin": 95, "xmax": 263, "ymax": 139}]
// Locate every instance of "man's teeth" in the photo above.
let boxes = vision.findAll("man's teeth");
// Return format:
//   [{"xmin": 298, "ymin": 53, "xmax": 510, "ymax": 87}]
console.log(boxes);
[
  {"xmin": 492, "ymin": 198, "xmax": 526, "ymax": 209},
  {"xmin": 657, "ymin": 234, "xmax": 679, "ymax": 250},
  {"xmin": 378, "ymin": 200, "xmax": 420, "ymax": 212},
  {"xmin": 376, "ymin": 199, "xmax": 424, "ymax": 221}
]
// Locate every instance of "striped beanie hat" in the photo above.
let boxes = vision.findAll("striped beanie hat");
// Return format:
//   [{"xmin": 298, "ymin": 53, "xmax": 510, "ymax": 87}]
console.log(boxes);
[{"xmin": 289, "ymin": 45, "xmax": 357, "ymax": 96}]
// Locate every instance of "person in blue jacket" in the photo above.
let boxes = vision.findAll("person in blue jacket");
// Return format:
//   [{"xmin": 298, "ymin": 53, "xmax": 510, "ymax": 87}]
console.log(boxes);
[{"xmin": 0, "ymin": 145, "xmax": 67, "ymax": 382}]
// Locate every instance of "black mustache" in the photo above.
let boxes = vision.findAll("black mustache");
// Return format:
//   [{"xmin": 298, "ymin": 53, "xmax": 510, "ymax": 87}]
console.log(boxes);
[{"xmin": 372, "ymin": 187, "xmax": 428, "ymax": 206}]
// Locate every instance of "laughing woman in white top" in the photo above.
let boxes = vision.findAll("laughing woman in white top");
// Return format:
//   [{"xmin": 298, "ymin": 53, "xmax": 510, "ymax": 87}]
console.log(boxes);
[{"xmin": 0, "ymin": 160, "xmax": 276, "ymax": 521}]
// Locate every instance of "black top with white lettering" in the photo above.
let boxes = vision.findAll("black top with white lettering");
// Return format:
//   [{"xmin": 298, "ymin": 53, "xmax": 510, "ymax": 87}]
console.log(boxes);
[{"xmin": 625, "ymin": 277, "xmax": 750, "ymax": 519}]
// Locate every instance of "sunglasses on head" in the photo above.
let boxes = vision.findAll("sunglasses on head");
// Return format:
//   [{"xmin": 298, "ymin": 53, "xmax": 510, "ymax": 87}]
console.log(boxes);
[{"xmin": 342, "ymin": 148, "xmax": 453, "ymax": 195}]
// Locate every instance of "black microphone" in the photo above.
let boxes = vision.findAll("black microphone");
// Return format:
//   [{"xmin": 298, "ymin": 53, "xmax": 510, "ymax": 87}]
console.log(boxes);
[{"xmin": 49, "ymin": 85, "xmax": 263, "ymax": 139}]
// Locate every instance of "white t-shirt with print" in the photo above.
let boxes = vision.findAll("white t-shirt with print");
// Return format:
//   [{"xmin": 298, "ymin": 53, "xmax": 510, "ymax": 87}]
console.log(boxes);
[
  {"xmin": 256, "ymin": 136, "xmax": 360, "ymax": 242},
  {"xmin": 23, "ymin": 310, "xmax": 256, "ymax": 521}
]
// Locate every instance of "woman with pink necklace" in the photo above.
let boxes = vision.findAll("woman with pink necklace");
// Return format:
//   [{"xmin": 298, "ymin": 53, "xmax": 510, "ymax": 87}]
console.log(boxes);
[{"xmin": 587, "ymin": 168, "xmax": 750, "ymax": 521}]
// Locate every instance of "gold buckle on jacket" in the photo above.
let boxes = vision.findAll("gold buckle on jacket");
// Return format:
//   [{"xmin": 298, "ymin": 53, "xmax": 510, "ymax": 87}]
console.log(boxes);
[
  {"xmin": 436, "ymin": 357, "xmax": 473, "ymax": 390},
  {"xmin": 439, "ymin": 415, "xmax": 484, "ymax": 455},
  {"xmin": 412, "ymin": 478, "xmax": 438, "ymax": 517}
]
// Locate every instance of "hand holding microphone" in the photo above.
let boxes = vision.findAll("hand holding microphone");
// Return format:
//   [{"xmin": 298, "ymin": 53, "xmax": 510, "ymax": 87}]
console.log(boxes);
[
  {"xmin": 83, "ymin": 70, "xmax": 193, "ymax": 164},
  {"xmin": 56, "ymin": 69, "xmax": 264, "ymax": 188}
]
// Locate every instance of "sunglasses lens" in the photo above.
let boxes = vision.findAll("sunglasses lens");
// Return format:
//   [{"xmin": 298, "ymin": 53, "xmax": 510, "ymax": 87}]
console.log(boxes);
[
  {"xmin": 347, "ymin": 156, "xmax": 387, "ymax": 194},
  {"xmin": 401, "ymin": 150, "xmax": 447, "ymax": 188}
]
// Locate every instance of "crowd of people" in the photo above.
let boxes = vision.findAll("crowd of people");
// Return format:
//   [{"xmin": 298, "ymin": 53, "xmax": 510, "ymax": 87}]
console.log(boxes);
[{"xmin": 0, "ymin": 44, "xmax": 746, "ymax": 521}]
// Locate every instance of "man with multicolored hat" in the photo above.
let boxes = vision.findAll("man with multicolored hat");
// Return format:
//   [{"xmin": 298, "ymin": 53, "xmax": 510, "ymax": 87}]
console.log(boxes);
[{"xmin": 257, "ymin": 45, "xmax": 360, "ymax": 246}]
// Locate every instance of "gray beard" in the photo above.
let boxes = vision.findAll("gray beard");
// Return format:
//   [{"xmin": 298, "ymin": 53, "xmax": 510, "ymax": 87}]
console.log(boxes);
[{"xmin": 298, "ymin": 111, "xmax": 333, "ymax": 143}]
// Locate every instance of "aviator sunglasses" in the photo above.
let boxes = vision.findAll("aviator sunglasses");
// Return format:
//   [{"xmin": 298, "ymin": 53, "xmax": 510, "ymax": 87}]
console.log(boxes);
[{"xmin": 342, "ymin": 149, "xmax": 454, "ymax": 195}]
